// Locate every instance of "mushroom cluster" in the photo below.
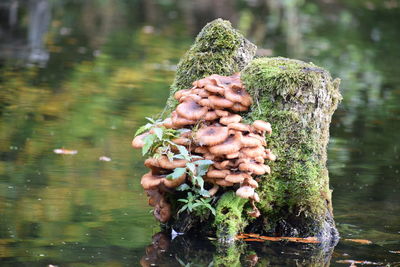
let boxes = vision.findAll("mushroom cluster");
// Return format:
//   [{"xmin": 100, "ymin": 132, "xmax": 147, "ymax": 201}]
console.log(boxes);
[{"xmin": 132, "ymin": 73, "xmax": 275, "ymax": 221}]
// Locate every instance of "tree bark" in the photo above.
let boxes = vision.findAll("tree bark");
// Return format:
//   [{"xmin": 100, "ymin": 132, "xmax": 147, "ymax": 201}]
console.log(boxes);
[{"xmin": 163, "ymin": 19, "xmax": 341, "ymax": 247}]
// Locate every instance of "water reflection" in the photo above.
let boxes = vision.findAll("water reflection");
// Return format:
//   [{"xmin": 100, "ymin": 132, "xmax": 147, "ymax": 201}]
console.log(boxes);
[
  {"xmin": 0, "ymin": 0, "xmax": 400, "ymax": 266},
  {"xmin": 140, "ymin": 232, "xmax": 336, "ymax": 266}
]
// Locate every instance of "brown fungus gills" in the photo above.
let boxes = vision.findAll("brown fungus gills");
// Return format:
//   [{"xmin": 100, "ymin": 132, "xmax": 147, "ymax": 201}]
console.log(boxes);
[{"xmin": 132, "ymin": 74, "xmax": 275, "ymax": 221}]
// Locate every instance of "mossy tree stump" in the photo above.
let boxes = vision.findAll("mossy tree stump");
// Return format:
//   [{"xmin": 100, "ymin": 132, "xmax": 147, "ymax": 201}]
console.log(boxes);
[{"xmin": 163, "ymin": 19, "xmax": 341, "ymax": 245}]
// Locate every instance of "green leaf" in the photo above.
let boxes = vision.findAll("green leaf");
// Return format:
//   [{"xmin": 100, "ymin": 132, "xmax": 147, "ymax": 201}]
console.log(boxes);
[
  {"xmin": 192, "ymin": 202, "xmax": 202, "ymax": 209},
  {"xmin": 176, "ymin": 145, "xmax": 190, "ymax": 160},
  {"xmin": 197, "ymin": 177, "xmax": 204, "ymax": 190},
  {"xmin": 134, "ymin": 123, "xmax": 152, "ymax": 137},
  {"xmin": 196, "ymin": 164, "xmax": 211, "ymax": 177},
  {"xmin": 173, "ymin": 154, "xmax": 186, "ymax": 160},
  {"xmin": 178, "ymin": 198, "xmax": 189, "ymax": 203},
  {"xmin": 176, "ymin": 183, "xmax": 190, "ymax": 191},
  {"xmin": 153, "ymin": 127, "xmax": 163, "ymax": 140},
  {"xmin": 200, "ymin": 189, "xmax": 210, "ymax": 197},
  {"xmin": 177, "ymin": 128, "xmax": 191, "ymax": 134},
  {"xmin": 178, "ymin": 204, "xmax": 188, "ymax": 214},
  {"xmin": 166, "ymin": 168, "xmax": 186, "ymax": 180},
  {"xmin": 145, "ymin": 117, "xmax": 156, "ymax": 123},
  {"xmin": 195, "ymin": 159, "xmax": 214, "ymax": 166},
  {"xmin": 207, "ymin": 205, "xmax": 216, "ymax": 215},
  {"xmin": 186, "ymin": 162, "xmax": 196, "ymax": 174},
  {"xmin": 142, "ymin": 134, "xmax": 156, "ymax": 155},
  {"xmin": 167, "ymin": 152, "xmax": 174, "ymax": 162}
]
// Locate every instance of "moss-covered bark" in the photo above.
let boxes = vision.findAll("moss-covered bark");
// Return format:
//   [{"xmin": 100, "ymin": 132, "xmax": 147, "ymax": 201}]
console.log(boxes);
[
  {"xmin": 163, "ymin": 19, "xmax": 341, "ymax": 246},
  {"xmin": 165, "ymin": 18, "xmax": 257, "ymax": 112},
  {"xmin": 240, "ymin": 57, "xmax": 341, "ymax": 244}
]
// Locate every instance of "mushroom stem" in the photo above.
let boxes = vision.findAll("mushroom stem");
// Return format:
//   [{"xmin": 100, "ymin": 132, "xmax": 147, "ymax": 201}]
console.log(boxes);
[{"xmin": 208, "ymin": 184, "xmax": 219, "ymax": 197}]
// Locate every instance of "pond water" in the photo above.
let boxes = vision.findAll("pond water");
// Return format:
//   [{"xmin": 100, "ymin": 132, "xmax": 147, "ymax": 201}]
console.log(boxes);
[{"xmin": 0, "ymin": 1, "xmax": 399, "ymax": 266}]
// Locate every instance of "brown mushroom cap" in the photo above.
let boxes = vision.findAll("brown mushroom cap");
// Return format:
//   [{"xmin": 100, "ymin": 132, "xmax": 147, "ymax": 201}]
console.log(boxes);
[
  {"xmin": 254, "ymin": 156, "xmax": 265, "ymax": 164},
  {"xmin": 220, "ymin": 114, "xmax": 242, "ymax": 125},
  {"xmin": 213, "ymin": 73, "xmax": 241, "ymax": 87},
  {"xmin": 179, "ymin": 94, "xmax": 202, "ymax": 103},
  {"xmin": 239, "ymin": 161, "xmax": 267, "ymax": 175},
  {"xmin": 209, "ymin": 95, "xmax": 234, "ymax": 108},
  {"xmin": 157, "ymin": 155, "xmax": 187, "ymax": 169},
  {"xmin": 204, "ymin": 84, "xmax": 225, "ymax": 95},
  {"xmin": 224, "ymin": 84, "xmax": 253, "ymax": 106},
  {"xmin": 174, "ymin": 89, "xmax": 190, "ymax": 100},
  {"xmin": 206, "ymin": 169, "xmax": 230, "ymax": 179},
  {"xmin": 171, "ymin": 111, "xmax": 197, "ymax": 127},
  {"xmin": 144, "ymin": 157, "xmax": 164, "ymax": 174},
  {"xmin": 220, "ymin": 160, "xmax": 234, "ymax": 169},
  {"xmin": 225, "ymin": 172, "xmax": 251, "ymax": 183},
  {"xmin": 195, "ymin": 89, "xmax": 211, "ymax": 98},
  {"xmin": 215, "ymin": 110, "xmax": 230, "ymax": 117},
  {"xmin": 226, "ymin": 151, "xmax": 240, "ymax": 159},
  {"xmin": 245, "ymin": 177, "xmax": 259, "ymax": 188},
  {"xmin": 203, "ymin": 152, "xmax": 216, "ymax": 160},
  {"xmin": 176, "ymin": 99, "xmax": 208, "ymax": 120},
  {"xmin": 204, "ymin": 111, "xmax": 219, "ymax": 121},
  {"xmin": 241, "ymin": 146, "xmax": 265, "ymax": 158},
  {"xmin": 132, "ymin": 132, "xmax": 149, "ymax": 149},
  {"xmin": 265, "ymin": 149, "xmax": 277, "ymax": 161},
  {"xmin": 215, "ymin": 179, "xmax": 234, "ymax": 187},
  {"xmin": 141, "ymin": 172, "xmax": 162, "ymax": 190},
  {"xmin": 198, "ymin": 98, "xmax": 215, "ymax": 108},
  {"xmin": 194, "ymin": 146, "xmax": 208, "ymax": 154},
  {"xmin": 195, "ymin": 126, "xmax": 229, "ymax": 146},
  {"xmin": 162, "ymin": 117, "xmax": 175, "ymax": 129},
  {"xmin": 236, "ymin": 185, "xmax": 255, "ymax": 199},
  {"xmin": 230, "ymin": 103, "xmax": 248, "ymax": 112},
  {"xmin": 248, "ymin": 133, "xmax": 267, "ymax": 146},
  {"xmin": 209, "ymin": 132, "xmax": 242, "ymax": 155},
  {"xmin": 241, "ymin": 136, "xmax": 262, "ymax": 147},
  {"xmin": 252, "ymin": 120, "xmax": 272, "ymax": 134},
  {"xmin": 172, "ymin": 137, "xmax": 191, "ymax": 146},
  {"xmin": 195, "ymin": 76, "xmax": 214, "ymax": 88},
  {"xmin": 163, "ymin": 172, "xmax": 186, "ymax": 188},
  {"xmin": 228, "ymin": 123, "xmax": 251, "ymax": 132}
]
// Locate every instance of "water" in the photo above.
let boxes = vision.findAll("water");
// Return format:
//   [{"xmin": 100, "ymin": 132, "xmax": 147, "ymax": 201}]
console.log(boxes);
[{"xmin": 0, "ymin": 1, "xmax": 399, "ymax": 266}]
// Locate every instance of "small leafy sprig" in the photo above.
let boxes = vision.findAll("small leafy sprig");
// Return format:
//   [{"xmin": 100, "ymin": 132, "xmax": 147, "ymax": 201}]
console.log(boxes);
[
  {"xmin": 135, "ymin": 117, "xmax": 185, "ymax": 157},
  {"xmin": 135, "ymin": 118, "xmax": 216, "ymax": 216},
  {"xmin": 178, "ymin": 192, "xmax": 216, "ymax": 216}
]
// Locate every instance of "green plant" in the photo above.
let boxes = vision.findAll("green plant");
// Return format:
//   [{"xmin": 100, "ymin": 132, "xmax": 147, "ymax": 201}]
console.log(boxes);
[
  {"xmin": 135, "ymin": 118, "xmax": 216, "ymax": 216},
  {"xmin": 178, "ymin": 192, "xmax": 216, "ymax": 217}
]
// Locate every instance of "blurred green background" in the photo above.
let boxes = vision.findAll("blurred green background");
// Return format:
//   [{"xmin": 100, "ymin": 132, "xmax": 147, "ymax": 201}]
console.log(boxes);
[{"xmin": 0, "ymin": 0, "xmax": 399, "ymax": 266}]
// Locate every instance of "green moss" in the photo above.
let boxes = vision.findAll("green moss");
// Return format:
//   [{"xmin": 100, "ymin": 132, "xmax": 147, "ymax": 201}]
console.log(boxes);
[
  {"xmin": 165, "ymin": 19, "xmax": 256, "ymax": 112},
  {"xmin": 212, "ymin": 243, "xmax": 243, "ymax": 267},
  {"xmin": 241, "ymin": 57, "xmax": 327, "ymax": 100},
  {"xmin": 214, "ymin": 192, "xmax": 248, "ymax": 241},
  {"xmin": 239, "ymin": 57, "xmax": 341, "ymax": 234}
]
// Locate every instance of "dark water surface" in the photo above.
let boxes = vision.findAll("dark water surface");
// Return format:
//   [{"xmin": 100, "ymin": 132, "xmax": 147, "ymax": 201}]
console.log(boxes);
[{"xmin": 0, "ymin": 1, "xmax": 399, "ymax": 266}]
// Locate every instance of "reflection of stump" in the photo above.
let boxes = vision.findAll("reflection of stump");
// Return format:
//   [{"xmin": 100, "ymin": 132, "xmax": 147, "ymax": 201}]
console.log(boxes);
[{"xmin": 163, "ymin": 19, "xmax": 341, "ymax": 245}]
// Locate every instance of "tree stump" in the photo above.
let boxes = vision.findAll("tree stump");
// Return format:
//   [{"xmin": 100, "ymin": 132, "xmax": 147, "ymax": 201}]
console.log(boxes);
[{"xmin": 162, "ymin": 19, "xmax": 341, "ymax": 246}]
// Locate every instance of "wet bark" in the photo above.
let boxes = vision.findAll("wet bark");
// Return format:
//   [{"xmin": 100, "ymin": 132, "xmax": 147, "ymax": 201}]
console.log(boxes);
[{"xmin": 163, "ymin": 19, "xmax": 341, "ymax": 248}]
